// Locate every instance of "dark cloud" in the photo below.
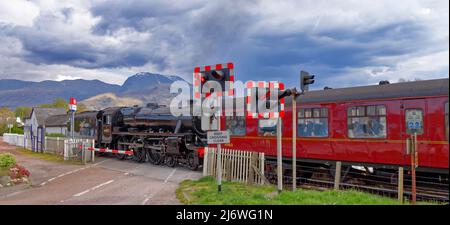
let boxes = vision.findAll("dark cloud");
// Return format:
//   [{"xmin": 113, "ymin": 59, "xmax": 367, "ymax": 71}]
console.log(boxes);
[{"xmin": 0, "ymin": 0, "xmax": 447, "ymax": 88}]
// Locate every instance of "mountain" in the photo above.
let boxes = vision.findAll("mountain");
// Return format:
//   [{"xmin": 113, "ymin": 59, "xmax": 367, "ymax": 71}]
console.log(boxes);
[
  {"xmin": 0, "ymin": 73, "xmax": 186, "ymax": 109},
  {"xmin": 117, "ymin": 72, "xmax": 185, "ymax": 106},
  {"xmin": 120, "ymin": 72, "xmax": 184, "ymax": 93},
  {"xmin": 80, "ymin": 93, "xmax": 143, "ymax": 111}
]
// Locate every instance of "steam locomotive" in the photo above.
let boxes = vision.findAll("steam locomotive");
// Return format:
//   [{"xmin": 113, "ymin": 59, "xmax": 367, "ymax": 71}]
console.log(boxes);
[{"xmin": 94, "ymin": 103, "xmax": 206, "ymax": 170}]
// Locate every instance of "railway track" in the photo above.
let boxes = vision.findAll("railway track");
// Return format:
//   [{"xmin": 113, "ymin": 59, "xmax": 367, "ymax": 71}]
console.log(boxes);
[{"xmin": 267, "ymin": 168, "xmax": 449, "ymax": 203}]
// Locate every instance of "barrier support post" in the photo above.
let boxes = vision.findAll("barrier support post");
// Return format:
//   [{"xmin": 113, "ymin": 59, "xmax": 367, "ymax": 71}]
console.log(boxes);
[{"xmin": 91, "ymin": 139, "xmax": 95, "ymax": 163}]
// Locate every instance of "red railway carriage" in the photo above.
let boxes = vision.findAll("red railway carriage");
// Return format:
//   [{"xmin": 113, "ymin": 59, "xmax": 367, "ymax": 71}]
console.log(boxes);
[{"xmin": 223, "ymin": 78, "xmax": 449, "ymax": 174}]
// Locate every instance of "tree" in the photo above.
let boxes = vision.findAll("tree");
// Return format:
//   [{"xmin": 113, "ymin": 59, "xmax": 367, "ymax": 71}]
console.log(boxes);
[
  {"xmin": 0, "ymin": 107, "xmax": 14, "ymax": 124},
  {"xmin": 0, "ymin": 107, "xmax": 15, "ymax": 135},
  {"xmin": 14, "ymin": 106, "xmax": 32, "ymax": 120},
  {"xmin": 39, "ymin": 98, "xmax": 69, "ymax": 110}
]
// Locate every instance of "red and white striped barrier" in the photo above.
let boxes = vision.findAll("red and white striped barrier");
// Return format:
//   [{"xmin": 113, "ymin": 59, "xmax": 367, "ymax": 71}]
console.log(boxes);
[
  {"xmin": 246, "ymin": 81, "xmax": 285, "ymax": 119},
  {"xmin": 87, "ymin": 147, "xmax": 133, "ymax": 155}
]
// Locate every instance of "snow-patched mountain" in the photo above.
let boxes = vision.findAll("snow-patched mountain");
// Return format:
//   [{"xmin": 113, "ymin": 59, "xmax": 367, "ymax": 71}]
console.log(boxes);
[
  {"xmin": 0, "ymin": 73, "xmax": 187, "ymax": 109},
  {"xmin": 120, "ymin": 72, "xmax": 184, "ymax": 93}
]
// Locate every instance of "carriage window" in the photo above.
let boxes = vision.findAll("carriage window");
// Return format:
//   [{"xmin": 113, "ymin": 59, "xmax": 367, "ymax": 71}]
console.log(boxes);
[
  {"xmin": 348, "ymin": 105, "xmax": 386, "ymax": 138},
  {"xmin": 226, "ymin": 116, "xmax": 246, "ymax": 136},
  {"xmin": 298, "ymin": 108, "xmax": 328, "ymax": 137},
  {"xmin": 405, "ymin": 109, "xmax": 424, "ymax": 135},
  {"xmin": 445, "ymin": 103, "xmax": 448, "ymax": 140},
  {"xmin": 258, "ymin": 118, "xmax": 277, "ymax": 136}
]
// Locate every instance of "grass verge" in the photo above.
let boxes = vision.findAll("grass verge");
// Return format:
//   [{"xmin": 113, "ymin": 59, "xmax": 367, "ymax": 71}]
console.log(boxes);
[
  {"xmin": 177, "ymin": 176, "xmax": 435, "ymax": 205},
  {"xmin": 16, "ymin": 148, "xmax": 83, "ymax": 165}
]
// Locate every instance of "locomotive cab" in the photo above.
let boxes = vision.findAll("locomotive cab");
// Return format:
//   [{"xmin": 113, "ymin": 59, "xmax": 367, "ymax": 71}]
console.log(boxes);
[{"xmin": 96, "ymin": 107, "xmax": 124, "ymax": 146}]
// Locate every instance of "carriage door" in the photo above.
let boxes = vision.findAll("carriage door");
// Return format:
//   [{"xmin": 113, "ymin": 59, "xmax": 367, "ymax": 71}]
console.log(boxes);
[{"xmin": 401, "ymin": 99, "xmax": 427, "ymax": 166}]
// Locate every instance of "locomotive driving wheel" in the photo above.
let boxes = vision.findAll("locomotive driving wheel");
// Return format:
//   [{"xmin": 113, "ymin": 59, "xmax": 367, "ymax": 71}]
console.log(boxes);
[
  {"xmin": 131, "ymin": 137, "xmax": 146, "ymax": 163},
  {"xmin": 147, "ymin": 142, "xmax": 163, "ymax": 165},
  {"xmin": 187, "ymin": 152, "xmax": 198, "ymax": 171},
  {"xmin": 116, "ymin": 136, "xmax": 128, "ymax": 160},
  {"xmin": 165, "ymin": 155, "xmax": 177, "ymax": 167}
]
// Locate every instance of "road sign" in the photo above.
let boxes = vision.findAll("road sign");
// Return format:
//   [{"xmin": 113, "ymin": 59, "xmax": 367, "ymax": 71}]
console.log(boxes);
[
  {"xmin": 70, "ymin": 97, "xmax": 77, "ymax": 105},
  {"xmin": 207, "ymin": 130, "xmax": 230, "ymax": 144},
  {"xmin": 69, "ymin": 104, "xmax": 77, "ymax": 111}
]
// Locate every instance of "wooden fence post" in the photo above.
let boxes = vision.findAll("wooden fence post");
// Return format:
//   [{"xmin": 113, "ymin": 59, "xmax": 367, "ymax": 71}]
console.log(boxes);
[
  {"xmin": 334, "ymin": 161, "xmax": 342, "ymax": 190},
  {"xmin": 398, "ymin": 167, "xmax": 404, "ymax": 203},
  {"xmin": 203, "ymin": 147, "xmax": 209, "ymax": 176}
]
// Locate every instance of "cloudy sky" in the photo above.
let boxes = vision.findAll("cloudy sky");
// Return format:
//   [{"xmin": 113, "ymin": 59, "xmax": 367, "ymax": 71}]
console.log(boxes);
[{"xmin": 0, "ymin": 0, "xmax": 448, "ymax": 89}]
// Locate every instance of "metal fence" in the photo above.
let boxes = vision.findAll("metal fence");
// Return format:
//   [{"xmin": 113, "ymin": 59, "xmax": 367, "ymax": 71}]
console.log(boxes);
[
  {"xmin": 2, "ymin": 133, "xmax": 95, "ymax": 162},
  {"xmin": 203, "ymin": 147, "xmax": 266, "ymax": 185}
]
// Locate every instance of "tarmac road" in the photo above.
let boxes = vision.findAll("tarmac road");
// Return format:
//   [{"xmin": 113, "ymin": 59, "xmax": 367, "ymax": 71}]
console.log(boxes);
[{"xmin": 0, "ymin": 138, "xmax": 202, "ymax": 205}]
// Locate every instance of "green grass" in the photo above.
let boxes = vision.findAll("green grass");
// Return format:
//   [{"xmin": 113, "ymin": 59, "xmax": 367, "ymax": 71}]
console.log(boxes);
[
  {"xmin": 177, "ymin": 177, "xmax": 434, "ymax": 205},
  {"xmin": 16, "ymin": 148, "xmax": 82, "ymax": 165},
  {"xmin": 0, "ymin": 168, "xmax": 8, "ymax": 177}
]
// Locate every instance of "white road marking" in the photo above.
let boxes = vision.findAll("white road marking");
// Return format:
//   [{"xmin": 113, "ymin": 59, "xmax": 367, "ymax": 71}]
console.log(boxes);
[
  {"xmin": 141, "ymin": 193, "xmax": 155, "ymax": 205},
  {"xmin": 73, "ymin": 179, "xmax": 114, "ymax": 197},
  {"xmin": 164, "ymin": 168, "xmax": 177, "ymax": 183},
  {"xmin": 142, "ymin": 169, "xmax": 177, "ymax": 205},
  {"xmin": 39, "ymin": 159, "xmax": 112, "ymax": 186}
]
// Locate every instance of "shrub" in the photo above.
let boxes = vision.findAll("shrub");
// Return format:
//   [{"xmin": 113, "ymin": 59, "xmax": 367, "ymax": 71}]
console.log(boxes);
[
  {"xmin": 0, "ymin": 153, "xmax": 16, "ymax": 169},
  {"xmin": 9, "ymin": 164, "xmax": 30, "ymax": 180}
]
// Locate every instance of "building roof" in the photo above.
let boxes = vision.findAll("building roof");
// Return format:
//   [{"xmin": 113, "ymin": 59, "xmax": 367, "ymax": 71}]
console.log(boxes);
[
  {"xmin": 45, "ymin": 114, "xmax": 69, "ymax": 127},
  {"xmin": 31, "ymin": 107, "xmax": 67, "ymax": 126},
  {"xmin": 74, "ymin": 110, "xmax": 98, "ymax": 119}
]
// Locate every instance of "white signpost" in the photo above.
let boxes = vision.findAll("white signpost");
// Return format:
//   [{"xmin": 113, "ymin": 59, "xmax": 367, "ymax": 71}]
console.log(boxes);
[
  {"xmin": 207, "ymin": 129, "xmax": 230, "ymax": 193},
  {"xmin": 207, "ymin": 130, "xmax": 230, "ymax": 144}
]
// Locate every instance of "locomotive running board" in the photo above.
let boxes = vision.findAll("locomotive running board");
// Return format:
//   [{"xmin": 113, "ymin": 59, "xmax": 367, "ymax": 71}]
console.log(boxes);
[{"xmin": 86, "ymin": 147, "xmax": 134, "ymax": 155}]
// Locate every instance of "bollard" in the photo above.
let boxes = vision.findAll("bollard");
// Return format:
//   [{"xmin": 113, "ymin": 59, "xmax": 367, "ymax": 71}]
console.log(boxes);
[{"xmin": 91, "ymin": 139, "xmax": 95, "ymax": 163}]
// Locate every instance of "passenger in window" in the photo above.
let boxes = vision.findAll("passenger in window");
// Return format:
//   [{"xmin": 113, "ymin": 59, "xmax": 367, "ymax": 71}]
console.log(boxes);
[
  {"xmin": 305, "ymin": 120, "xmax": 314, "ymax": 137},
  {"xmin": 320, "ymin": 120, "xmax": 328, "ymax": 137},
  {"xmin": 313, "ymin": 121, "xmax": 323, "ymax": 136},
  {"xmin": 298, "ymin": 123, "xmax": 307, "ymax": 137},
  {"xmin": 368, "ymin": 119, "xmax": 381, "ymax": 136},
  {"xmin": 352, "ymin": 121, "xmax": 365, "ymax": 137}
]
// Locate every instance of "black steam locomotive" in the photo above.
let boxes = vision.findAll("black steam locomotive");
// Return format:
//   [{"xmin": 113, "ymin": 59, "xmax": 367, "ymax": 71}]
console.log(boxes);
[{"xmin": 95, "ymin": 103, "xmax": 207, "ymax": 170}]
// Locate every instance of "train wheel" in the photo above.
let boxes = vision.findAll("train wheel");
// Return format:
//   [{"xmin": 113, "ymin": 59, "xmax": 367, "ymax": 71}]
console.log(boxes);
[
  {"xmin": 187, "ymin": 152, "xmax": 198, "ymax": 171},
  {"xmin": 146, "ymin": 149, "xmax": 154, "ymax": 164},
  {"xmin": 165, "ymin": 155, "xmax": 176, "ymax": 167},
  {"xmin": 148, "ymin": 147, "xmax": 163, "ymax": 165},
  {"xmin": 116, "ymin": 137, "xmax": 127, "ymax": 160},
  {"xmin": 131, "ymin": 138, "xmax": 145, "ymax": 163}
]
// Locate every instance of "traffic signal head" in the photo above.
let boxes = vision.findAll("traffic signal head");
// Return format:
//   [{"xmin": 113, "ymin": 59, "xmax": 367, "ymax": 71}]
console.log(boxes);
[
  {"xmin": 300, "ymin": 70, "xmax": 315, "ymax": 92},
  {"xmin": 194, "ymin": 63, "xmax": 234, "ymax": 96}
]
